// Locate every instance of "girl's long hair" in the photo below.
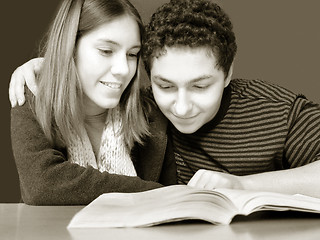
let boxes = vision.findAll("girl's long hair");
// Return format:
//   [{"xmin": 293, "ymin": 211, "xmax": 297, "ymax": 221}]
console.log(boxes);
[{"xmin": 34, "ymin": 0, "xmax": 149, "ymax": 150}]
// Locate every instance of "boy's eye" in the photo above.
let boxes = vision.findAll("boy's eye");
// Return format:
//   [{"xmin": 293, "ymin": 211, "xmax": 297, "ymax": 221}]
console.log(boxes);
[
  {"xmin": 158, "ymin": 84, "xmax": 175, "ymax": 90},
  {"xmin": 193, "ymin": 85, "xmax": 209, "ymax": 89},
  {"xmin": 160, "ymin": 85, "xmax": 172, "ymax": 89}
]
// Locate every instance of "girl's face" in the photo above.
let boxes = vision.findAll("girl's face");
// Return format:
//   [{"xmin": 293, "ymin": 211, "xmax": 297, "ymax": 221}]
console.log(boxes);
[{"xmin": 75, "ymin": 14, "xmax": 141, "ymax": 116}]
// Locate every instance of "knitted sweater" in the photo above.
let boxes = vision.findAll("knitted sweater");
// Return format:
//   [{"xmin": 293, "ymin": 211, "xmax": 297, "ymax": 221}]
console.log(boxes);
[
  {"xmin": 10, "ymin": 90, "xmax": 176, "ymax": 205},
  {"xmin": 171, "ymin": 79, "xmax": 320, "ymax": 184},
  {"xmin": 68, "ymin": 106, "xmax": 136, "ymax": 176}
]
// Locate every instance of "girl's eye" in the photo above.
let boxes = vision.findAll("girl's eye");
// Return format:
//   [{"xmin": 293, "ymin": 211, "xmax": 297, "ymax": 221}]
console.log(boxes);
[
  {"xmin": 127, "ymin": 52, "xmax": 139, "ymax": 58},
  {"xmin": 99, "ymin": 49, "xmax": 113, "ymax": 56}
]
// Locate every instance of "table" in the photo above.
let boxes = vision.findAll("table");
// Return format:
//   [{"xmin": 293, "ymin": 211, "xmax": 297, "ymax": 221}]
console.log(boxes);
[{"xmin": 1, "ymin": 204, "xmax": 320, "ymax": 240}]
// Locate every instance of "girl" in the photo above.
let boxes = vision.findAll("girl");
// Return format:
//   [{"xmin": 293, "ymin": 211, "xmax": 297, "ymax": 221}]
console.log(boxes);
[{"xmin": 10, "ymin": 0, "xmax": 175, "ymax": 205}]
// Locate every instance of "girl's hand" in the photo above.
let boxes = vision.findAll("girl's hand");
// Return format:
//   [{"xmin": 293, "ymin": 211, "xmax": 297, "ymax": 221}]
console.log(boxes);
[{"xmin": 9, "ymin": 57, "xmax": 43, "ymax": 107}]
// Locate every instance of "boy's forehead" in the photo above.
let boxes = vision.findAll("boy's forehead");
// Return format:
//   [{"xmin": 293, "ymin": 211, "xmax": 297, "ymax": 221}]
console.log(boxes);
[
  {"xmin": 150, "ymin": 46, "xmax": 223, "ymax": 84},
  {"xmin": 152, "ymin": 45, "xmax": 214, "ymax": 58},
  {"xmin": 152, "ymin": 46, "xmax": 211, "ymax": 63},
  {"xmin": 151, "ymin": 46, "xmax": 217, "ymax": 67}
]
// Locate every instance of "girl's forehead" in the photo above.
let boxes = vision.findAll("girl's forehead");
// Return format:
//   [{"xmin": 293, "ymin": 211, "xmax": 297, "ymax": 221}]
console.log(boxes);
[{"xmin": 81, "ymin": 15, "xmax": 141, "ymax": 47}]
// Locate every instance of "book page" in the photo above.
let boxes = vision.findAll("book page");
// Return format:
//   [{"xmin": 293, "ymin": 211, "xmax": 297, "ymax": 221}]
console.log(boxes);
[
  {"xmin": 68, "ymin": 185, "xmax": 320, "ymax": 228},
  {"xmin": 68, "ymin": 185, "xmax": 238, "ymax": 228},
  {"xmin": 214, "ymin": 188, "xmax": 320, "ymax": 215}
]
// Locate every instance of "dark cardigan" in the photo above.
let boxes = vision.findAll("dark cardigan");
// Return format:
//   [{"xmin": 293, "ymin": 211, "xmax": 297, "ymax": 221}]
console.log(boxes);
[{"xmin": 10, "ymin": 91, "xmax": 176, "ymax": 205}]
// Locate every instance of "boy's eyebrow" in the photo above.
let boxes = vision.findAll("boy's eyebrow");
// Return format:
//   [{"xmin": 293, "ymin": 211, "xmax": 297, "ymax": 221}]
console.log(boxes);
[
  {"xmin": 152, "ymin": 76, "xmax": 172, "ymax": 83},
  {"xmin": 152, "ymin": 75, "xmax": 213, "ymax": 83}
]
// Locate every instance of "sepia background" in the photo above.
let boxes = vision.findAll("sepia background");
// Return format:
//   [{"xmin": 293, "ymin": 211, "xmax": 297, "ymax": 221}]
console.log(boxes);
[{"xmin": 1, "ymin": 0, "xmax": 319, "ymax": 202}]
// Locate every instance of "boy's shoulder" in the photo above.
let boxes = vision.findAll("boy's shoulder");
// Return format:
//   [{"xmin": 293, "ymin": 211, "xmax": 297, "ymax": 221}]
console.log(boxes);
[{"xmin": 229, "ymin": 78, "xmax": 303, "ymax": 104}]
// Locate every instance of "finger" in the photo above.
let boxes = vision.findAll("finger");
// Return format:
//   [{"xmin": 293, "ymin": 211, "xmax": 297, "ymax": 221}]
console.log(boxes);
[
  {"xmin": 189, "ymin": 170, "xmax": 219, "ymax": 190},
  {"xmin": 203, "ymin": 181, "xmax": 217, "ymax": 190},
  {"xmin": 22, "ymin": 57, "xmax": 43, "ymax": 95},
  {"xmin": 188, "ymin": 170, "xmax": 206, "ymax": 188},
  {"xmin": 9, "ymin": 77, "xmax": 17, "ymax": 108},
  {"xmin": 14, "ymin": 72, "xmax": 27, "ymax": 106},
  {"xmin": 27, "ymin": 58, "xmax": 43, "ymax": 95},
  {"xmin": 9, "ymin": 68, "xmax": 25, "ymax": 107},
  {"xmin": 187, "ymin": 175, "xmax": 198, "ymax": 187},
  {"xmin": 24, "ymin": 68, "xmax": 38, "ymax": 95}
]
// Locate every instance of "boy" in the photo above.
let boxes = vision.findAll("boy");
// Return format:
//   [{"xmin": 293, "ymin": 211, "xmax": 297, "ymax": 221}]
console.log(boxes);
[{"xmin": 141, "ymin": 0, "xmax": 320, "ymax": 196}]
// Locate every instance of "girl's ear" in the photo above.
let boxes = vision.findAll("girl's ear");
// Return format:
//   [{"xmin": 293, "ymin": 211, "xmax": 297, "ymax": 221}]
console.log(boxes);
[{"xmin": 224, "ymin": 62, "xmax": 234, "ymax": 88}]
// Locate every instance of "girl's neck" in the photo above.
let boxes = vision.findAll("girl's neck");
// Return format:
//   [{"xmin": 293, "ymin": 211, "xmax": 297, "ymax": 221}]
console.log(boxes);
[
  {"xmin": 84, "ymin": 111, "xmax": 107, "ymax": 159},
  {"xmin": 85, "ymin": 111, "xmax": 108, "ymax": 124}
]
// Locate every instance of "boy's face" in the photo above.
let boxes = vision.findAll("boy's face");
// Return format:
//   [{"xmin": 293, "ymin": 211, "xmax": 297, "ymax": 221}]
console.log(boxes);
[{"xmin": 150, "ymin": 46, "xmax": 232, "ymax": 134}]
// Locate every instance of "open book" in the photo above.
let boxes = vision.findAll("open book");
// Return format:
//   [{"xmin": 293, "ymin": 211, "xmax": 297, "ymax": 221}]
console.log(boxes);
[{"xmin": 67, "ymin": 185, "xmax": 320, "ymax": 228}]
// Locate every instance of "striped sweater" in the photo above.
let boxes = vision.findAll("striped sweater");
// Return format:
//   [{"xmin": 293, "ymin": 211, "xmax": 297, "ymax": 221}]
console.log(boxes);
[{"xmin": 170, "ymin": 79, "xmax": 320, "ymax": 184}]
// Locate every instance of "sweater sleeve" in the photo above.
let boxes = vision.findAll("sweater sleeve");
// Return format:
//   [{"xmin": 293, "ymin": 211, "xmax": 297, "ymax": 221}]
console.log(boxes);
[
  {"xmin": 10, "ymin": 99, "xmax": 163, "ymax": 206},
  {"xmin": 284, "ymin": 96, "xmax": 320, "ymax": 168}
]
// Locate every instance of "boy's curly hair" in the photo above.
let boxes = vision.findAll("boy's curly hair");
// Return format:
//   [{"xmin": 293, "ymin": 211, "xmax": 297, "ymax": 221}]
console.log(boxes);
[{"xmin": 142, "ymin": 0, "xmax": 237, "ymax": 77}]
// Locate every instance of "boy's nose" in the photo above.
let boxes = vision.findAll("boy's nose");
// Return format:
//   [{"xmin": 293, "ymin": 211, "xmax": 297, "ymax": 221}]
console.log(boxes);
[{"xmin": 174, "ymin": 91, "xmax": 192, "ymax": 117}]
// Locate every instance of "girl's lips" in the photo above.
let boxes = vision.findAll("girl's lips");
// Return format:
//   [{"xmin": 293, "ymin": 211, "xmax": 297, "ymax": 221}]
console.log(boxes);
[{"xmin": 100, "ymin": 81, "xmax": 122, "ymax": 89}]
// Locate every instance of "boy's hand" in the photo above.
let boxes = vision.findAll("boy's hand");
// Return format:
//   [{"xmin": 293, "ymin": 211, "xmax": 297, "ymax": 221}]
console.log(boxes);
[
  {"xmin": 188, "ymin": 169, "xmax": 244, "ymax": 190},
  {"xmin": 9, "ymin": 57, "xmax": 43, "ymax": 107}
]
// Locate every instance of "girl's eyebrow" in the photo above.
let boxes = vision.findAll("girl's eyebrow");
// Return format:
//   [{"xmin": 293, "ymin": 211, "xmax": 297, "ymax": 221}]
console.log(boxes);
[
  {"xmin": 96, "ymin": 39, "xmax": 141, "ymax": 49},
  {"xmin": 97, "ymin": 39, "xmax": 118, "ymax": 45}
]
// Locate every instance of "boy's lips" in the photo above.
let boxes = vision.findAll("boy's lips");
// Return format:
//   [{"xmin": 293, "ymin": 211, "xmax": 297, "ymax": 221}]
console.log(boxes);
[{"xmin": 172, "ymin": 113, "xmax": 199, "ymax": 121}]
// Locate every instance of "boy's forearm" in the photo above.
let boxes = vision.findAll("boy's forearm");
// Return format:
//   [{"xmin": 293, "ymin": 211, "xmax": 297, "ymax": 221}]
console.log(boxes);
[{"xmin": 242, "ymin": 160, "xmax": 320, "ymax": 198}]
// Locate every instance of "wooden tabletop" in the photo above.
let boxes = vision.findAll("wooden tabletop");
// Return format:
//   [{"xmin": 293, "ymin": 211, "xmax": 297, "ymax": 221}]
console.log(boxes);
[{"xmin": 1, "ymin": 203, "xmax": 320, "ymax": 240}]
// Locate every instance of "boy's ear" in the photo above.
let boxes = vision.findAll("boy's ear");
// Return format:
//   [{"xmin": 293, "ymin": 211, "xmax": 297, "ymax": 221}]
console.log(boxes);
[{"xmin": 224, "ymin": 62, "xmax": 234, "ymax": 88}]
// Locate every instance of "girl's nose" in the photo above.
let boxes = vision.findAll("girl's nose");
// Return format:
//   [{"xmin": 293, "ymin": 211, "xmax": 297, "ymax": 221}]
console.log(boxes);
[{"xmin": 111, "ymin": 53, "xmax": 129, "ymax": 76}]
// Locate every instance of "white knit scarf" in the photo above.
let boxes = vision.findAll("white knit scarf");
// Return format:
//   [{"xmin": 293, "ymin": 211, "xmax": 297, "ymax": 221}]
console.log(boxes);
[{"xmin": 67, "ymin": 107, "xmax": 137, "ymax": 176}]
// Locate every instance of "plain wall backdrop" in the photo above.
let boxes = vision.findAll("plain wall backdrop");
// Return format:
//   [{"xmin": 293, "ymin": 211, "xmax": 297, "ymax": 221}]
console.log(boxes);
[{"xmin": 1, "ymin": 0, "xmax": 319, "ymax": 203}]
